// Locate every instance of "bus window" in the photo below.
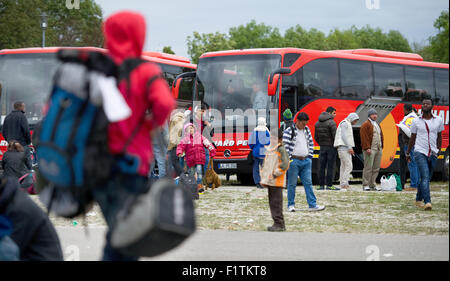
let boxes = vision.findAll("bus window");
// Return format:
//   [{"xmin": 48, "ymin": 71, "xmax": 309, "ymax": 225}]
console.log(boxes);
[
  {"xmin": 435, "ymin": 69, "xmax": 449, "ymax": 105},
  {"xmin": 339, "ymin": 60, "xmax": 372, "ymax": 99},
  {"xmin": 373, "ymin": 63, "xmax": 404, "ymax": 98},
  {"xmin": 405, "ymin": 66, "xmax": 434, "ymax": 102},
  {"xmin": 283, "ymin": 53, "xmax": 301, "ymax": 67},
  {"xmin": 300, "ymin": 58, "xmax": 339, "ymax": 107},
  {"xmin": 0, "ymin": 53, "xmax": 59, "ymax": 125}
]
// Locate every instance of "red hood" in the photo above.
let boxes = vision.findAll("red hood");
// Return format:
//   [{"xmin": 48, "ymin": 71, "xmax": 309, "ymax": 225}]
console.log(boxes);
[{"xmin": 103, "ymin": 11, "xmax": 146, "ymax": 64}]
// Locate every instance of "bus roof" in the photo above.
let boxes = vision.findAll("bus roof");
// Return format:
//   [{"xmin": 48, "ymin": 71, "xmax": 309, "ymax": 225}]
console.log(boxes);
[
  {"xmin": 200, "ymin": 48, "xmax": 448, "ymax": 69},
  {"xmin": 0, "ymin": 47, "xmax": 196, "ymax": 69}
]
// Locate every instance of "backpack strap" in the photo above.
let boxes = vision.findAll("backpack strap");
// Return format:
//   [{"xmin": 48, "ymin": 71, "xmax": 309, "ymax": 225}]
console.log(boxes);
[{"xmin": 117, "ymin": 58, "xmax": 149, "ymax": 98}]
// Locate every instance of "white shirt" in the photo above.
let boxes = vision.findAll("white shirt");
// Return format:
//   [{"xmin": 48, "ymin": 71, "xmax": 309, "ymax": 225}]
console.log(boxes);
[
  {"xmin": 410, "ymin": 114, "xmax": 444, "ymax": 156},
  {"xmin": 292, "ymin": 129, "xmax": 309, "ymax": 157}
]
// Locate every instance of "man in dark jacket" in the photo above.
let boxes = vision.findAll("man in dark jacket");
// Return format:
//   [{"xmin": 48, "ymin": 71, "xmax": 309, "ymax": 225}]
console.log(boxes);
[
  {"xmin": 314, "ymin": 107, "xmax": 339, "ymax": 190},
  {"xmin": 0, "ymin": 177, "xmax": 63, "ymax": 261},
  {"xmin": 2, "ymin": 102, "xmax": 31, "ymax": 147}
]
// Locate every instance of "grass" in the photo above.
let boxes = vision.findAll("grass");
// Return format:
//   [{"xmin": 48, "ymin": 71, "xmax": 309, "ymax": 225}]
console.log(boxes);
[
  {"xmin": 31, "ymin": 180, "xmax": 449, "ymax": 235},
  {"xmin": 194, "ymin": 181, "xmax": 449, "ymax": 235}
]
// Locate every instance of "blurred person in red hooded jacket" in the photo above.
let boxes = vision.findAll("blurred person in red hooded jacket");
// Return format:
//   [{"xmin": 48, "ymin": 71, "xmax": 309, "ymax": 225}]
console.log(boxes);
[{"xmin": 93, "ymin": 11, "xmax": 174, "ymax": 261}]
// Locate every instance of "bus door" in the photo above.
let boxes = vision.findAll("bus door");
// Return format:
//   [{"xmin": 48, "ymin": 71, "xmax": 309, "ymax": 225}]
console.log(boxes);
[{"xmin": 353, "ymin": 96, "xmax": 402, "ymax": 172}]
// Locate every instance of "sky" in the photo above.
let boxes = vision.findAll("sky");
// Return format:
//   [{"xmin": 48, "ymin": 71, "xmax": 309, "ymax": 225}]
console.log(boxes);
[{"xmin": 95, "ymin": 0, "xmax": 449, "ymax": 60}]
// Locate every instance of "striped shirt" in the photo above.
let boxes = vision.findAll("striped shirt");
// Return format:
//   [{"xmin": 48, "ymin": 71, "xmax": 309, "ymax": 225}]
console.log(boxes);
[{"xmin": 283, "ymin": 125, "xmax": 314, "ymax": 159}]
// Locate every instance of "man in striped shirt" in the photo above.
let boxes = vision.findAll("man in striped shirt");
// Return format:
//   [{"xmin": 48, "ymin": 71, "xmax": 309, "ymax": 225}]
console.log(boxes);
[{"xmin": 283, "ymin": 112, "xmax": 326, "ymax": 212}]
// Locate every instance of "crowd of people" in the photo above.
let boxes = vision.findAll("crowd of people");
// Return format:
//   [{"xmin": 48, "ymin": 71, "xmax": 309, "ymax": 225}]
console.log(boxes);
[
  {"xmin": 251, "ymin": 97, "xmax": 444, "ymax": 232},
  {"xmin": 0, "ymin": 10, "xmax": 446, "ymax": 260}
]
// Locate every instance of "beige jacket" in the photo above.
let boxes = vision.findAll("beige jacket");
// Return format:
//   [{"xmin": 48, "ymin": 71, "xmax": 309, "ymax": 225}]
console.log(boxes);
[
  {"xmin": 167, "ymin": 111, "xmax": 186, "ymax": 150},
  {"xmin": 260, "ymin": 143, "xmax": 290, "ymax": 188}
]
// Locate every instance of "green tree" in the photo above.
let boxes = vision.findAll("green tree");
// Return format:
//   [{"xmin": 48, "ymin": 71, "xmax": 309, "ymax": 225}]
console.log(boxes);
[
  {"xmin": 162, "ymin": 46, "xmax": 175, "ymax": 54},
  {"xmin": 429, "ymin": 10, "xmax": 449, "ymax": 63},
  {"xmin": 187, "ymin": 31, "xmax": 235, "ymax": 64},
  {"xmin": 228, "ymin": 20, "xmax": 283, "ymax": 49},
  {"xmin": 186, "ymin": 21, "xmax": 416, "ymax": 62},
  {"xmin": 0, "ymin": 0, "xmax": 103, "ymax": 50}
]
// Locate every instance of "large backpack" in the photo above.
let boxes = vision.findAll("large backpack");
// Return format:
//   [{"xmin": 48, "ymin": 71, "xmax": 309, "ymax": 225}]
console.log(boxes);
[{"xmin": 36, "ymin": 50, "xmax": 153, "ymax": 219}]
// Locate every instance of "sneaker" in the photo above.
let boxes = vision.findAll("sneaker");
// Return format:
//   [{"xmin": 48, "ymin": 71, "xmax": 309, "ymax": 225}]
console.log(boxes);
[
  {"xmin": 326, "ymin": 186, "xmax": 340, "ymax": 191},
  {"xmin": 415, "ymin": 201, "xmax": 425, "ymax": 209},
  {"xmin": 317, "ymin": 186, "xmax": 325, "ymax": 190},
  {"xmin": 424, "ymin": 203, "xmax": 432, "ymax": 211},
  {"xmin": 256, "ymin": 183, "xmax": 264, "ymax": 189},
  {"xmin": 363, "ymin": 186, "xmax": 370, "ymax": 191},
  {"xmin": 288, "ymin": 206, "xmax": 296, "ymax": 212},
  {"xmin": 197, "ymin": 184, "xmax": 205, "ymax": 193},
  {"xmin": 308, "ymin": 205, "xmax": 326, "ymax": 212},
  {"xmin": 267, "ymin": 225, "xmax": 286, "ymax": 232},
  {"xmin": 374, "ymin": 186, "xmax": 382, "ymax": 191}
]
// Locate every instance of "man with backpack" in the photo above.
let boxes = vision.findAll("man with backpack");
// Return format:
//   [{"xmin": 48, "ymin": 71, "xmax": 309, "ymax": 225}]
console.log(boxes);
[
  {"xmin": 283, "ymin": 112, "xmax": 325, "ymax": 212},
  {"xmin": 94, "ymin": 11, "xmax": 175, "ymax": 261}
]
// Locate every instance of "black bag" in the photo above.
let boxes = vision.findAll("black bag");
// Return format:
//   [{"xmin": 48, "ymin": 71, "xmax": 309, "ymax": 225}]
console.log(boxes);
[
  {"xmin": 178, "ymin": 172, "xmax": 199, "ymax": 200},
  {"xmin": 110, "ymin": 178, "xmax": 196, "ymax": 257}
]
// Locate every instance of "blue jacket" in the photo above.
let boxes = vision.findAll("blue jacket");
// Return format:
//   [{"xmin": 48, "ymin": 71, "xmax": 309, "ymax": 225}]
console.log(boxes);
[{"xmin": 249, "ymin": 128, "xmax": 270, "ymax": 159}]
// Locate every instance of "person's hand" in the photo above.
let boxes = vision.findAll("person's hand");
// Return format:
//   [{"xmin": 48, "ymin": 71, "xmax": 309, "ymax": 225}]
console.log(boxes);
[
  {"xmin": 366, "ymin": 149, "xmax": 371, "ymax": 155},
  {"xmin": 349, "ymin": 148, "xmax": 355, "ymax": 156},
  {"xmin": 406, "ymin": 154, "xmax": 411, "ymax": 163}
]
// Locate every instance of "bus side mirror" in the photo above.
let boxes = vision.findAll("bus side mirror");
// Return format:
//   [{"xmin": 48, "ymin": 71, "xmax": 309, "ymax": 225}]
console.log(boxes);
[
  {"xmin": 171, "ymin": 71, "xmax": 196, "ymax": 99},
  {"xmin": 267, "ymin": 68, "xmax": 290, "ymax": 96}
]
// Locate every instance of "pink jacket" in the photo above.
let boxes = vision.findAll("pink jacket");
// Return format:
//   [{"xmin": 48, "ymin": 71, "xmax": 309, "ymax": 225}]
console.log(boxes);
[{"xmin": 176, "ymin": 123, "xmax": 216, "ymax": 168}]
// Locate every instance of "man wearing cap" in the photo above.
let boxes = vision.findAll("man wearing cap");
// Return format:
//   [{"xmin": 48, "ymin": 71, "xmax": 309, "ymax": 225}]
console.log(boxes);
[
  {"xmin": 283, "ymin": 112, "xmax": 325, "ymax": 212},
  {"xmin": 360, "ymin": 108, "xmax": 384, "ymax": 191},
  {"xmin": 334, "ymin": 112, "xmax": 360, "ymax": 189}
]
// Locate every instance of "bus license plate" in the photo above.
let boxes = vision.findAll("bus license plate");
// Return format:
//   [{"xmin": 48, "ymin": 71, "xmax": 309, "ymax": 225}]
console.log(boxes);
[{"xmin": 219, "ymin": 163, "xmax": 237, "ymax": 169}]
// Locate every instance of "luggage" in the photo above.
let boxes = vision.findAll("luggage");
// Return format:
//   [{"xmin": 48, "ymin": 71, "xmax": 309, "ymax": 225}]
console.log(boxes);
[{"xmin": 111, "ymin": 146, "xmax": 197, "ymax": 257}]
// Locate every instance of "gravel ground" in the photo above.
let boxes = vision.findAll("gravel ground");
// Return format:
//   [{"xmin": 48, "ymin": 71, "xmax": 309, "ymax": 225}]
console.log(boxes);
[{"xmin": 30, "ymin": 177, "xmax": 449, "ymax": 235}]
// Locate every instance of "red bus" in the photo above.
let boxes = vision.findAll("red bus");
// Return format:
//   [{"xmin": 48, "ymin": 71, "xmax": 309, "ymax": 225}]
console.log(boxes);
[
  {"xmin": 0, "ymin": 47, "xmax": 196, "ymax": 160},
  {"xmin": 173, "ymin": 48, "xmax": 449, "ymax": 185}
]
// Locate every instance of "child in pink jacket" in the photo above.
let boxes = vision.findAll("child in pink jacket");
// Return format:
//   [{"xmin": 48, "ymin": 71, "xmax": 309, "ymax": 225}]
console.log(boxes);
[{"xmin": 177, "ymin": 123, "xmax": 216, "ymax": 192}]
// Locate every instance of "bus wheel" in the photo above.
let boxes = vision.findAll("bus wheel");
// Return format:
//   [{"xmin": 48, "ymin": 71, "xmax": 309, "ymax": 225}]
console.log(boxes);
[
  {"xmin": 443, "ymin": 149, "xmax": 449, "ymax": 182},
  {"xmin": 237, "ymin": 173, "xmax": 254, "ymax": 186}
]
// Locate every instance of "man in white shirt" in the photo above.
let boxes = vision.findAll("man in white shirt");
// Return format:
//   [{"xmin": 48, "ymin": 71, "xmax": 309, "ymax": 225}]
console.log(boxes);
[
  {"xmin": 407, "ymin": 98, "xmax": 444, "ymax": 211},
  {"xmin": 283, "ymin": 112, "xmax": 325, "ymax": 212}
]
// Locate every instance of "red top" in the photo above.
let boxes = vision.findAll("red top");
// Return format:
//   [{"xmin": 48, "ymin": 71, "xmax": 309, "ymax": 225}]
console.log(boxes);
[{"xmin": 104, "ymin": 11, "xmax": 175, "ymax": 176}]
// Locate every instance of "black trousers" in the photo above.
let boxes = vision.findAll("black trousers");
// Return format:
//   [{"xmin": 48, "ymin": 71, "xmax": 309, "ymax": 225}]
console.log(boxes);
[
  {"xmin": 399, "ymin": 146, "xmax": 407, "ymax": 188},
  {"xmin": 268, "ymin": 186, "xmax": 285, "ymax": 228},
  {"xmin": 319, "ymin": 146, "xmax": 337, "ymax": 187}
]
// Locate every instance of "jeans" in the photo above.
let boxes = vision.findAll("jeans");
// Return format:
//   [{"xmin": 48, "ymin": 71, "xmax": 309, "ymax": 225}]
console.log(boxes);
[
  {"xmin": 0, "ymin": 236, "xmax": 20, "ymax": 261},
  {"xmin": 92, "ymin": 171, "xmax": 149, "ymax": 261},
  {"xmin": 150, "ymin": 142, "xmax": 167, "ymax": 179},
  {"xmin": 404, "ymin": 145, "xmax": 420, "ymax": 188},
  {"xmin": 287, "ymin": 158, "xmax": 317, "ymax": 208},
  {"xmin": 252, "ymin": 157, "xmax": 264, "ymax": 185},
  {"xmin": 168, "ymin": 149, "xmax": 182, "ymax": 176},
  {"xmin": 188, "ymin": 164, "xmax": 204, "ymax": 185},
  {"xmin": 319, "ymin": 146, "xmax": 337, "ymax": 187},
  {"xmin": 203, "ymin": 148, "xmax": 210, "ymax": 175},
  {"xmin": 414, "ymin": 152, "xmax": 437, "ymax": 204}
]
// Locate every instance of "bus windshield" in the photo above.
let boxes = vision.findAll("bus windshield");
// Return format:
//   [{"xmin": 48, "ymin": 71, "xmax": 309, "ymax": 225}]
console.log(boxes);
[
  {"xmin": 0, "ymin": 53, "xmax": 60, "ymax": 125},
  {"xmin": 195, "ymin": 54, "xmax": 281, "ymax": 116}
]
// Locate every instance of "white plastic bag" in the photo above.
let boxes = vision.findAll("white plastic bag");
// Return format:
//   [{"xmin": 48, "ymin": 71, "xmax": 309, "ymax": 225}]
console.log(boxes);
[{"xmin": 381, "ymin": 175, "xmax": 397, "ymax": 191}]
